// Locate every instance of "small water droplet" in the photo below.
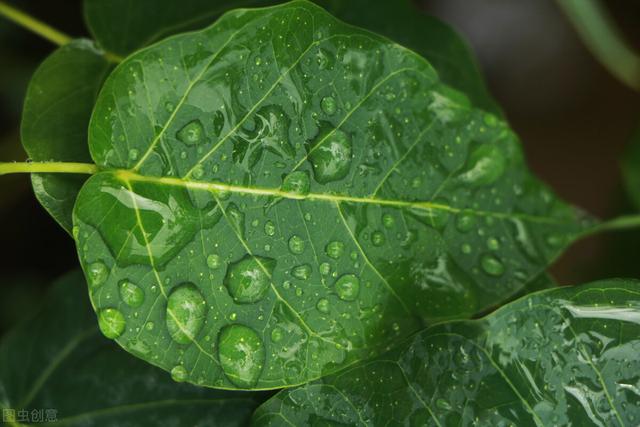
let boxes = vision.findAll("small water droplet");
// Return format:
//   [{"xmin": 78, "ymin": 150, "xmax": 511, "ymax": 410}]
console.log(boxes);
[
  {"xmin": 308, "ymin": 126, "xmax": 352, "ymax": 184},
  {"xmin": 98, "ymin": 308, "xmax": 125, "ymax": 339},
  {"xmin": 292, "ymin": 264, "xmax": 312, "ymax": 280},
  {"xmin": 456, "ymin": 214, "xmax": 476, "ymax": 233},
  {"xmin": 335, "ymin": 274, "xmax": 360, "ymax": 301},
  {"xmin": 288, "ymin": 235, "xmax": 306, "ymax": 255},
  {"xmin": 486, "ymin": 237, "xmax": 500, "ymax": 251},
  {"xmin": 207, "ymin": 254, "xmax": 222, "ymax": 269},
  {"xmin": 458, "ymin": 145, "xmax": 506, "ymax": 187},
  {"xmin": 461, "ymin": 243, "xmax": 472, "ymax": 254},
  {"xmin": 264, "ymin": 220, "xmax": 276, "ymax": 236},
  {"xmin": 171, "ymin": 365, "xmax": 188, "ymax": 382},
  {"xmin": 316, "ymin": 298, "xmax": 330, "ymax": 313},
  {"xmin": 128, "ymin": 149, "xmax": 139, "ymax": 161},
  {"xmin": 87, "ymin": 261, "xmax": 108, "ymax": 288},
  {"xmin": 271, "ymin": 327, "xmax": 283, "ymax": 342},
  {"xmin": 218, "ymin": 324, "xmax": 265, "ymax": 388},
  {"xmin": 436, "ymin": 398, "xmax": 452, "ymax": 411},
  {"xmin": 325, "ymin": 241, "xmax": 344, "ymax": 259},
  {"xmin": 224, "ymin": 255, "xmax": 275, "ymax": 303},
  {"xmin": 119, "ymin": 280, "xmax": 144, "ymax": 307},
  {"xmin": 281, "ymin": 171, "xmax": 310, "ymax": 196},
  {"xmin": 166, "ymin": 283, "xmax": 207, "ymax": 344},
  {"xmin": 481, "ymin": 254, "xmax": 505, "ymax": 277},
  {"xmin": 321, "ymin": 96, "xmax": 337, "ymax": 115},
  {"xmin": 382, "ymin": 214, "xmax": 395, "ymax": 229},
  {"xmin": 176, "ymin": 120, "xmax": 205, "ymax": 145},
  {"xmin": 319, "ymin": 262, "xmax": 331, "ymax": 275},
  {"xmin": 371, "ymin": 231, "xmax": 386, "ymax": 247}
]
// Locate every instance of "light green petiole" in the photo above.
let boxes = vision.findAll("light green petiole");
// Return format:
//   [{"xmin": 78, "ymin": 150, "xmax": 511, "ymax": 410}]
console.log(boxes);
[{"xmin": 0, "ymin": 161, "xmax": 98, "ymax": 176}]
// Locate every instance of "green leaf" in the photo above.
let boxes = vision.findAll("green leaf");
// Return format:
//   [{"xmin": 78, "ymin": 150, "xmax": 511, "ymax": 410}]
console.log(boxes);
[
  {"xmin": 73, "ymin": 0, "xmax": 590, "ymax": 390},
  {"xmin": 21, "ymin": 39, "xmax": 112, "ymax": 233},
  {"xmin": 253, "ymin": 279, "xmax": 640, "ymax": 426},
  {"xmin": 622, "ymin": 125, "xmax": 640, "ymax": 211},
  {"xmin": 0, "ymin": 270, "xmax": 265, "ymax": 426},
  {"xmin": 83, "ymin": 0, "xmax": 275, "ymax": 57}
]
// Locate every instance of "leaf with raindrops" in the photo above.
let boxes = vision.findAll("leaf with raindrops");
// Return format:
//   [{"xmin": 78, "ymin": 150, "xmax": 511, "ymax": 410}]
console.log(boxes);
[
  {"xmin": 0, "ymin": 271, "xmax": 266, "ymax": 426},
  {"xmin": 73, "ymin": 0, "xmax": 592, "ymax": 390},
  {"xmin": 253, "ymin": 279, "xmax": 640, "ymax": 426}
]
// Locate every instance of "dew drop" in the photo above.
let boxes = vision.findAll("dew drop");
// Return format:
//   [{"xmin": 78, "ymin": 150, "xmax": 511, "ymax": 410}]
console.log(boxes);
[
  {"xmin": 371, "ymin": 231, "xmax": 386, "ymax": 247},
  {"xmin": 308, "ymin": 126, "xmax": 352, "ymax": 184},
  {"xmin": 207, "ymin": 254, "xmax": 222, "ymax": 269},
  {"xmin": 335, "ymin": 274, "xmax": 360, "ymax": 301},
  {"xmin": 271, "ymin": 327, "xmax": 283, "ymax": 343},
  {"xmin": 227, "ymin": 203, "xmax": 245, "ymax": 236},
  {"xmin": 119, "ymin": 280, "xmax": 144, "ymax": 307},
  {"xmin": 458, "ymin": 145, "xmax": 506, "ymax": 187},
  {"xmin": 456, "ymin": 214, "xmax": 476, "ymax": 233},
  {"xmin": 176, "ymin": 120, "xmax": 205, "ymax": 145},
  {"xmin": 171, "ymin": 365, "xmax": 188, "ymax": 382},
  {"xmin": 218, "ymin": 324, "xmax": 265, "ymax": 388},
  {"xmin": 436, "ymin": 398, "xmax": 452, "ymax": 411},
  {"xmin": 87, "ymin": 261, "xmax": 108, "ymax": 288},
  {"xmin": 128, "ymin": 149, "xmax": 139, "ymax": 161},
  {"xmin": 486, "ymin": 237, "xmax": 501, "ymax": 251},
  {"xmin": 461, "ymin": 243, "xmax": 472, "ymax": 254},
  {"xmin": 281, "ymin": 171, "xmax": 310, "ymax": 196},
  {"xmin": 321, "ymin": 96, "xmax": 337, "ymax": 115},
  {"xmin": 192, "ymin": 164, "xmax": 204, "ymax": 179},
  {"xmin": 98, "ymin": 308, "xmax": 125, "ymax": 339},
  {"xmin": 288, "ymin": 235, "xmax": 306, "ymax": 255},
  {"xmin": 292, "ymin": 264, "xmax": 312, "ymax": 280},
  {"xmin": 224, "ymin": 255, "xmax": 275, "ymax": 304},
  {"xmin": 264, "ymin": 220, "xmax": 276, "ymax": 236},
  {"xmin": 319, "ymin": 262, "xmax": 331, "ymax": 275},
  {"xmin": 166, "ymin": 283, "xmax": 207, "ymax": 344},
  {"xmin": 382, "ymin": 214, "xmax": 395, "ymax": 229},
  {"xmin": 481, "ymin": 254, "xmax": 505, "ymax": 277},
  {"xmin": 325, "ymin": 241, "xmax": 344, "ymax": 259},
  {"xmin": 316, "ymin": 298, "xmax": 330, "ymax": 313}
]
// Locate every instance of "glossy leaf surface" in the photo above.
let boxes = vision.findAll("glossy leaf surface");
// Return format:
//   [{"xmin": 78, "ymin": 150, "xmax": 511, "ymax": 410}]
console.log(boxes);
[
  {"xmin": 253, "ymin": 279, "xmax": 640, "ymax": 426},
  {"xmin": 0, "ymin": 271, "xmax": 265, "ymax": 427},
  {"xmin": 622, "ymin": 125, "xmax": 640, "ymax": 210},
  {"xmin": 21, "ymin": 39, "xmax": 111, "ymax": 233},
  {"xmin": 74, "ymin": 0, "xmax": 589, "ymax": 390}
]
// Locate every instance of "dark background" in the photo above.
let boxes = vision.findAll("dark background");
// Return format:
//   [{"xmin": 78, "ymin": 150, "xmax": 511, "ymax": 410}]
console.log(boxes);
[{"xmin": 0, "ymin": 0, "xmax": 639, "ymax": 330}]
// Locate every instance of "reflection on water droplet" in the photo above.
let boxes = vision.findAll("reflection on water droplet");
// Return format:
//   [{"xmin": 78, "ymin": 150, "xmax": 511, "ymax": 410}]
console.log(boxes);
[
  {"xmin": 207, "ymin": 254, "xmax": 222, "ymax": 269},
  {"xmin": 458, "ymin": 145, "xmax": 506, "ymax": 187},
  {"xmin": 281, "ymin": 171, "xmax": 310, "ymax": 196},
  {"xmin": 119, "ymin": 280, "xmax": 144, "ymax": 307},
  {"xmin": 171, "ymin": 365, "xmax": 188, "ymax": 382},
  {"xmin": 166, "ymin": 283, "xmax": 206, "ymax": 344},
  {"xmin": 481, "ymin": 254, "xmax": 505, "ymax": 276},
  {"xmin": 321, "ymin": 96, "xmax": 337, "ymax": 115},
  {"xmin": 288, "ymin": 235, "xmax": 306, "ymax": 255},
  {"xmin": 87, "ymin": 262, "xmax": 108, "ymax": 288},
  {"xmin": 224, "ymin": 255, "xmax": 275, "ymax": 303},
  {"xmin": 176, "ymin": 120, "xmax": 205, "ymax": 145},
  {"xmin": 335, "ymin": 274, "xmax": 360, "ymax": 301},
  {"xmin": 316, "ymin": 298, "xmax": 330, "ymax": 313},
  {"xmin": 325, "ymin": 241, "xmax": 344, "ymax": 259},
  {"xmin": 98, "ymin": 308, "xmax": 125, "ymax": 339},
  {"xmin": 308, "ymin": 125, "xmax": 352, "ymax": 184},
  {"xmin": 292, "ymin": 264, "xmax": 312, "ymax": 280},
  {"xmin": 371, "ymin": 231, "xmax": 385, "ymax": 246},
  {"xmin": 218, "ymin": 324, "xmax": 265, "ymax": 388}
]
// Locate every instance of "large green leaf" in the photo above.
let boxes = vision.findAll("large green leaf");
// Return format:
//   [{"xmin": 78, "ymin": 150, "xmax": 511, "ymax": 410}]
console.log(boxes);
[
  {"xmin": 0, "ymin": 270, "xmax": 265, "ymax": 426},
  {"xmin": 21, "ymin": 39, "xmax": 112, "ymax": 233},
  {"xmin": 622, "ymin": 125, "xmax": 640, "ymax": 211},
  {"xmin": 253, "ymin": 279, "xmax": 640, "ymax": 426},
  {"xmin": 73, "ymin": 0, "xmax": 589, "ymax": 390},
  {"xmin": 84, "ymin": 0, "xmax": 500, "ymax": 115}
]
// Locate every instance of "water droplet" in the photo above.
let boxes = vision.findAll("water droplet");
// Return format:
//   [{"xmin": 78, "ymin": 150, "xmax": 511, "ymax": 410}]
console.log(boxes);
[
  {"xmin": 224, "ymin": 255, "xmax": 275, "ymax": 303},
  {"xmin": 264, "ymin": 220, "xmax": 276, "ymax": 236},
  {"xmin": 461, "ymin": 243, "xmax": 472, "ymax": 254},
  {"xmin": 546, "ymin": 233, "xmax": 563, "ymax": 247},
  {"xmin": 292, "ymin": 264, "xmax": 311, "ymax": 280},
  {"xmin": 335, "ymin": 274, "xmax": 360, "ymax": 301},
  {"xmin": 176, "ymin": 120, "xmax": 205, "ymax": 145},
  {"xmin": 119, "ymin": 280, "xmax": 144, "ymax": 307},
  {"xmin": 319, "ymin": 262, "xmax": 331, "ymax": 275},
  {"xmin": 98, "ymin": 308, "xmax": 125, "ymax": 339},
  {"xmin": 192, "ymin": 164, "xmax": 204, "ymax": 179},
  {"xmin": 271, "ymin": 327, "xmax": 283, "ymax": 342},
  {"xmin": 227, "ymin": 203, "xmax": 245, "ymax": 235},
  {"xmin": 325, "ymin": 241, "xmax": 344, "ymax": 259},
  {"xmin": 218, "ymin": 324, "xmax": 265, "ymax": 388},
  {"xmin": 481, "ymin": 254, "xmax": 505, "ymax": 276},
  {"xmin": 288, "ymin": 235, "xmax": 306, "ymax": 255},
  {"xmin": 456, "ymin": 213, "xmax": 476, "ymax": 233},
  {"xmin": 212, "ymin": 110, "xmax": 225, "ymax": 136},
  {"xmin": 128, "ymin": 149, "xmax": 139, "ymax": 161},
  {"xmin": 281, "ymin": 171, "xmax": 310, "ymax": 196},
  {"xmin": 436, "ymin": 398, "xmax": 452, "ymax": 411},
  {"xmin": 87, "ymin": 261, "xmax": 108, "ymax": 288},
  {"xmin": 171, "ymin": 365, "xmax": 188, "ymax": 382},
  {"xmin": 371, "ymin": 231, "xmax": 386, "ymax": 246},
  {"xmin": 166, "ymin": 283, "xmax": 207, "ymax": 344},
  {"xmin": 308, "ymin": 126, "xmax": 352, "ymax": 184},
  {"xmin": 321, "ymin": 96, "xmax": 337, "ymax": 115},
  {"xmin": 458, "ymin": 145, "xmax": 506, "ymax": 187},
  {"xmin": 486, "ymin": 237, "xmax": 500, "ymax": 251},
  {"xmin": 145, "ymin": 321, "xmax": 155, "ymax": 331},
  {"xmin": 207, "ymin": 254, "xmax": 222, "ymax": 269},
  {"xmin": 316, "ymin": 298, "xmax": 330, "ymax": 313},
  {"xmin": 382, "ymin": 214, "xmax": 395, "ymax": 229}
]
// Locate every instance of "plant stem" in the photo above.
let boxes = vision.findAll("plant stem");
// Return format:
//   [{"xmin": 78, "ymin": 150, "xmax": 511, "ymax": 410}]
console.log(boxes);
[
  {"xmin": 587, "ymin": 214, "xmax": 640, "ymax": 236},
  {"xmin": 0, "ymin": 1, "xmax": 71, "ymax": 46},
  {"xmin": 557, "ymin": 0, "xmax": 640, "ymax": 91},
  {"xmin": 0, "ymin": 161, "xmax": 98, "ymax": 176}
]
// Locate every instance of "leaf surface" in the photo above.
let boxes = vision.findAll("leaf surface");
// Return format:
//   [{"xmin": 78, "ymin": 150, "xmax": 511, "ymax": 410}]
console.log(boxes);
[
  {"xmin": 253, "ymin": 279, "xmax": 640, "ymax": 427},
  {"xmin": 0, "ymin": 271, "xmax": 265, "ymax": 427},
  {"xmin": 21, "ymin": 39, "xmax": 112, "ymax": 233},
  {"xmin": 74, "ymin": 0, "xmax": 590, "ymax": 390}
]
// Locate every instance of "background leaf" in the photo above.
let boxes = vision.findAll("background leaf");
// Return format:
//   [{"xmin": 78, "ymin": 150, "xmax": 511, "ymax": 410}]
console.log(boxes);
[
  {"xmin": 253, "ymin": 279, "xmax": 640, "ymax": 427},
  {"xmin": 21, "ymin": 39, "xmax": 112, "ymax": 233},
  {"xmin": 0, "ymin": 270, "xmax": 266, "ymax": 426},
  {"xmin": 74, "ymin": 0, "xmax": 589, "ymax": 390},
  {"xmin": 622, "ymin": 124, "xmax": 640, "ymax": 211}
]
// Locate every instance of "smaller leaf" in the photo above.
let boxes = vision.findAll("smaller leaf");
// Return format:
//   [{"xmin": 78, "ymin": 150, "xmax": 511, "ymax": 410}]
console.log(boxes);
[
  {"xmin": 622, "ymin": 125, "xmax": 640, "ymax": 211},
  {"xmin": 0, "ymin": 271, "xmax": 267, "ymax": 427},
  {"xmin": 253, "ymin": 279, "xmax": 640, "ymax": 426},
  {"xmin": 21, "ymin": 39, "xmax": 112, "ymax": 233}
]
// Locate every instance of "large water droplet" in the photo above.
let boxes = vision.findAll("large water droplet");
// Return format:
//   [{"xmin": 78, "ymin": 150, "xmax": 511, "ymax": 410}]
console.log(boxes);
[
  {"xmin": 224, "ymin": 255, "xmax": 275, "ymax": 303},
  {"xmin": 281, "ymin": 171, "xmax": 310, "ymax": 196},
  {"xmin": 218, "ymin": 324, "xmax": 265, "ymax": 388},
  {"xmin": 98, "ymin": 308, "xmax": 125, "ymax": 339},
  {"xmin": 458, "ymin": 145, "xmax": 506, "ymax": 187},
  {"xmin": 335, "ymin": 274, "xmax": 360, "ymax": 301},
  {"xmin": 119, "ymin": 280, "xmax": 144, "ymax": 307},
  {"xmin": 288, "ymin": 235, "xmax": 306, "ymax": 255},
  {"xmin": 176, "ymin": 120, "xmax": 205, "ymax": 145},
  {"xmin": 166, "ymin": 283, "xmax": 207, "ymax": 344},
  {"xmin": 325, "ymin": 240, "xmax": 344, "ymax": 259},
  {"xmin": 308, "ymin": 125, "xmax": 352, "ymax": 184},
  {"xmin": 87, "ymin": 261, "xmax": 108, "ymax": 288},
  {"xmin": 171, "ymin": 365, "xmax": 188, "ymax": 382},
  {"xmin": 481, "ymin": 254, "xmax": 505, "ymax": 276},
  {"xmin": 321, "ymin": 96, "xmax": 337, "ymax": 115}
]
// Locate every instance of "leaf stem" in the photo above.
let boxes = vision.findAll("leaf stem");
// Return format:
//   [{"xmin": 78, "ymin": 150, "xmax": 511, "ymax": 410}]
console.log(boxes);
[
  {"xmin": 0, "ymin": 1, "xmax": 71, "ymax": 46},
  {"xmin": 587, "ymin": 214, "xmax": 640, "ymax": 236},
  {"xmin": 0, "ymin": 161, "xmax": 98, "ymax": 176},
  {"xmin": 556, "ymin": 0, "xmax": 640, "ymax": 91}
]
